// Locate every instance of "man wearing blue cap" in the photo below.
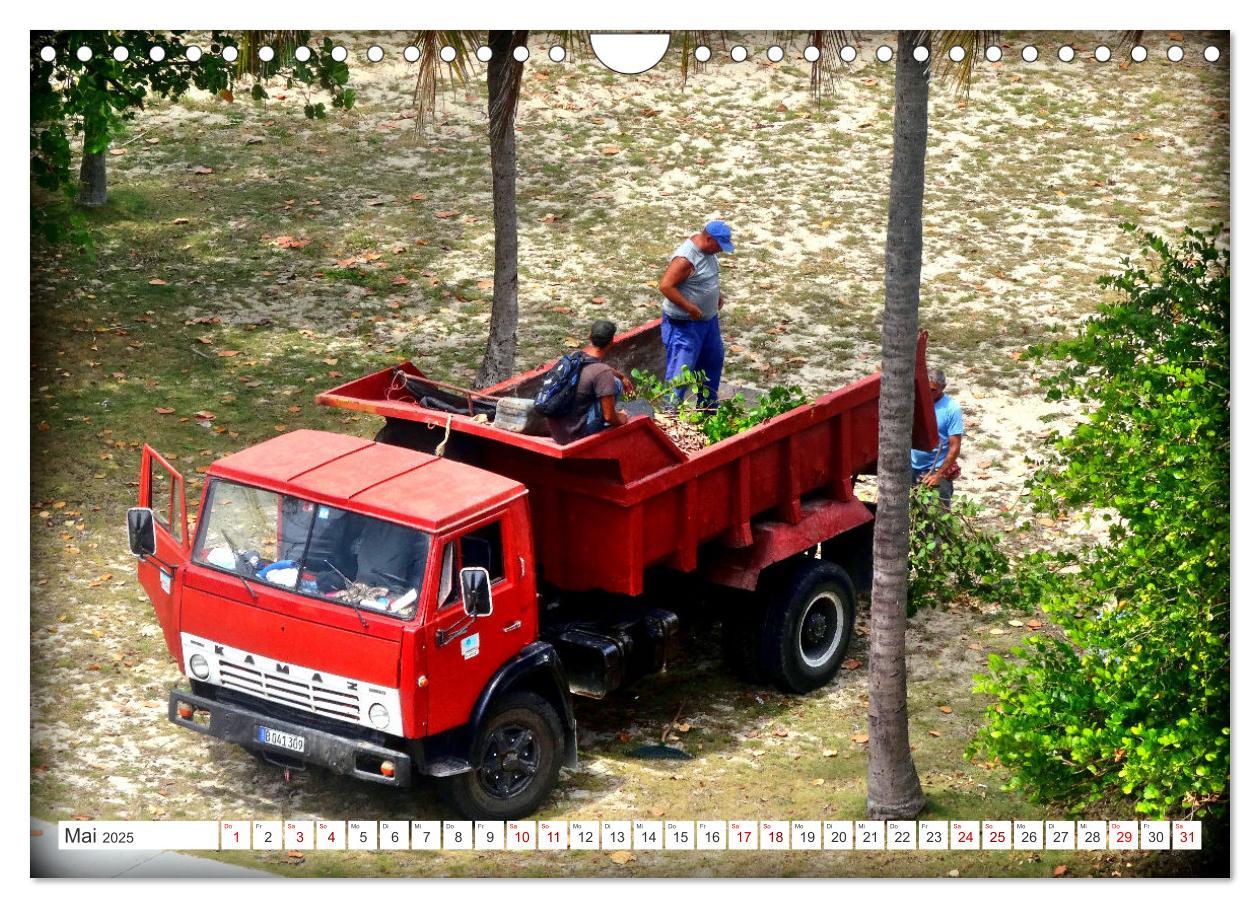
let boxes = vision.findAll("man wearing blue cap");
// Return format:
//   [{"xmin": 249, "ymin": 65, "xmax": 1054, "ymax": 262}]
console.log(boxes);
[{"xmin": 657, "ymin": 220, "xmax": 734, "ymax": 410}]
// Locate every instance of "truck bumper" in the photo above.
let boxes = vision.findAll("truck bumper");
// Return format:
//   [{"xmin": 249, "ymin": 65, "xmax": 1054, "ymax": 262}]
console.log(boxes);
[{"xmin": 169, "ymin": 687, "xmax": 414, "ymax": 788}]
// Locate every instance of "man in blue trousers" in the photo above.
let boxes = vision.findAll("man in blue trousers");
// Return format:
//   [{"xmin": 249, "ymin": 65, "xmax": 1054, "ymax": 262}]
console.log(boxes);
[{"xmin": 657, "ymin": 220, "xmax": 733, "ymax": 411}]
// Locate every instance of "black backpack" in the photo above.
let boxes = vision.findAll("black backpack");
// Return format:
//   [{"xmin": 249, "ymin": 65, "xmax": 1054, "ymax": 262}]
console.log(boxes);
[{"xmin": 533, "ymin": 351, "xmax": 592, "ymax": 417}]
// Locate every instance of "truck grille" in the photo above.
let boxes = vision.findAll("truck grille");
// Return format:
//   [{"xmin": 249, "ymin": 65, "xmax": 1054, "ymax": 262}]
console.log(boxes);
[
  {"xmin": 218, "ymin": 657, "xmax": 361, "ymax": 724},
  {"xmin": 180, "ymin": 632, "xmax": 403, "ymax": 737}
]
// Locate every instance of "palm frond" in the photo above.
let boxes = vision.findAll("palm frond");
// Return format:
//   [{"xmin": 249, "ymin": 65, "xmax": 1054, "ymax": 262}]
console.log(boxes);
[
  {"xmin": 1113, "ymin": 30, "xmax": 1144, "ymax": 52},
  {"xmin": 807, "ymin": 30, "xmax": 861, "ymax": 102},
  {"xmin": 551, "ymin": 31, "xmax": 589, "ymax": 61},
  {"xmin": 410, "ymin": 30, "xmax": 483, "ymax": 126},
  {"xmin": 677, "ymin": 31, "xmax": 724, "ymax": 85},
  {"xmin": 931, "ymin": 30, "xmax": 998, "ymax": 97},
  {"xmin": 236, "ymin": 31, "xmax": 308, "ymax": 79}
]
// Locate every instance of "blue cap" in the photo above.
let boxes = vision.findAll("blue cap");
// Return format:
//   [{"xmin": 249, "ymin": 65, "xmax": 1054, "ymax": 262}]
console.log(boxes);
[{"xmin": 704, "ymin": 220, "xmax": 735, "ymax": 253}]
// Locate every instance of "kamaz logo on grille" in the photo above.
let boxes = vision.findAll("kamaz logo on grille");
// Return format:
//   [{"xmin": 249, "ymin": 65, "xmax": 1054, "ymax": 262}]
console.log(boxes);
[{"xmin": 180, "ymin": 632, "xmax": 403, "ymax": 736}]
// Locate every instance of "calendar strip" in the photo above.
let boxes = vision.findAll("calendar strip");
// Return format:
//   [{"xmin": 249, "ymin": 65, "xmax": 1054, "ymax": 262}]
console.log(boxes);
[{"xmin": 57, "ymin": 819, "xmax": 1202, "ymax": 852}]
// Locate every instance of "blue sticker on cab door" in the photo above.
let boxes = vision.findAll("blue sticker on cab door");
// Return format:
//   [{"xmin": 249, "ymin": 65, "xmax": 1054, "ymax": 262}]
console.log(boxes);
[{"xmin": 461, "ymin": 633, "xmax": 480, "ymax": 660}]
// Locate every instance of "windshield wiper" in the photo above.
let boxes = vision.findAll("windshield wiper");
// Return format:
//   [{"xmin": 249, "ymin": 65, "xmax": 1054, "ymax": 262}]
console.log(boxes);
[
  {"xmin": 220, "ymin": 530, "xmax": 258, "ymax": 604},
  {"xmin": 323, "ymin": 560, "xmax": 368, "ymax": 629}
]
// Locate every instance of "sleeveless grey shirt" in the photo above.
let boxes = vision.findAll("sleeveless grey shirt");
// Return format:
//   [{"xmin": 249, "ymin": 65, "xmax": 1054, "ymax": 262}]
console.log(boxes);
[{"xmin": 661, "ymin": 238, "xmax": 721, "ymax": 321}]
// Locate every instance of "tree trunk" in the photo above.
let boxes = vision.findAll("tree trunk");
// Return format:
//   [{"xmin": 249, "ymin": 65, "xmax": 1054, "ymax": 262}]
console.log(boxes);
[
  {"xmin": 866, "ymin": 29, "xmax": 930, "ymax": 821},
  {"xmin": 76, "ymin": 127, "xmax": 108, "ymax": 206},
  {"xmin": 474, "ymin": 30, "xmax": 528, "ymax": 388}
]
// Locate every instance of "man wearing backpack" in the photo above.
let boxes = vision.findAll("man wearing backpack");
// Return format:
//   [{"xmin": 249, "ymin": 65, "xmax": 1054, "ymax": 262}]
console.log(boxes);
[
  {"xmin": 542, "ymin": 320, "xmax": 635, "ymax": 444},
  {"xmin": 658, "ymin": 220, "xmax": 733, "ymax": 411}
]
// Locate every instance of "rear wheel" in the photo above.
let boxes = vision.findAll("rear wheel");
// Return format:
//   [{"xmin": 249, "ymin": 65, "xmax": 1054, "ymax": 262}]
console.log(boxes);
[
  {"xmin": 758, "ymin": 560, "xmax": 856, "ymax": 693},
  {"xmin": 438, "ymin": 692, "xmax": 563, "ymax": 820}
]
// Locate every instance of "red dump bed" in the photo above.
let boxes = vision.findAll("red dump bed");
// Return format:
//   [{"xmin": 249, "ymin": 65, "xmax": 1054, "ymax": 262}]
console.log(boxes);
[{"xmin": 317, "ymin": 319, "xmax": 937, "ymax": 596}]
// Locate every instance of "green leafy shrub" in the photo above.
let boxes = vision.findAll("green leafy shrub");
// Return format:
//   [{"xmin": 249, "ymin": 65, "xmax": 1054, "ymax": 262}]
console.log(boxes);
[
  {"xmin": 971, "ymin": 226, "xmax": 1229, "ymax": 818},
  {"xmin": 628, "ymin": 366, "xmax": 809, "ymax": 444},
  {"xmin": 30, "ymin": 31, "xmax": 354, "ymax": 244},
  {"xmin": 907, "ymin": 486, "xmax": 1013, "ymax": 616}
]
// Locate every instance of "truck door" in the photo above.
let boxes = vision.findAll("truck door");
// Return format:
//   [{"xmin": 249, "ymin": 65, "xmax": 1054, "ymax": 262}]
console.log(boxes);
[
  {"xmin": 425, "ymin": 511, "xmax": 534, "ymax": 734},
  {"xmin": 137, "ymin": 445, "xmax": 191, "ymax": 662}
]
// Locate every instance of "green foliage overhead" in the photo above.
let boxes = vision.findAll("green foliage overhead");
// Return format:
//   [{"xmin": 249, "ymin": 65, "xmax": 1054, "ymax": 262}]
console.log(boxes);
[
  {"xmin": 30, "ymin": 31, "xmax": 355, "ymax": 245},
  {"xmin": 972, "ymin": 225, "xmax": 1230, "ymax": 818},
  {"xmin": 629, "ymin": 366, "xmax": 810, "ymax": 444}
]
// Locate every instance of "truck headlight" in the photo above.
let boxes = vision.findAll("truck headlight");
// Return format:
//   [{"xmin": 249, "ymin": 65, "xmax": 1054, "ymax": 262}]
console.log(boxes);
[
  {"xmin": 189, "ymin": 653, "xmax": 210, "ymax": 680},
  {"xmin": 368, "ymin": 703, "xmax": 390, "ymax": 729}
]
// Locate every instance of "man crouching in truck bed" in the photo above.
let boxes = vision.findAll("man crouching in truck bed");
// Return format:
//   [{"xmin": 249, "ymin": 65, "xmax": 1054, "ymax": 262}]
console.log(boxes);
[{"xmin": 545, "ymin": 320, "xmax": 637, "ymax": 444}]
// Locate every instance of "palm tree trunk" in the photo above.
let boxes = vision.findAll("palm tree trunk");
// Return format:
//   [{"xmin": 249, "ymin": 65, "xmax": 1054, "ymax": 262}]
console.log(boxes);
[
  {"xmin": 474, "ymin": 30, "xmax": 528, "ymax": 388},
  {"xmin": 76, "ymin": 125, "xmax": 108, "ymax": 206},
  {"xmin": 867, "ymin": 29, "xmax": 930, "ymax": 820}
]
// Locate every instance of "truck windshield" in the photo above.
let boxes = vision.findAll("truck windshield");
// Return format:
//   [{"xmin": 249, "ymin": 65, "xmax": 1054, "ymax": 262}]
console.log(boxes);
[{"xmin": 193, "ymin": 479, "xmax": 429, "ymax": 620}]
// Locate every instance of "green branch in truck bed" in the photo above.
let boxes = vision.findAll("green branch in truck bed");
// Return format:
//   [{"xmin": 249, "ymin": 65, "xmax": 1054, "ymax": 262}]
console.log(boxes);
[{"xmin": 628, "ymin": 366, "xmax": 811, "ymax": 446}]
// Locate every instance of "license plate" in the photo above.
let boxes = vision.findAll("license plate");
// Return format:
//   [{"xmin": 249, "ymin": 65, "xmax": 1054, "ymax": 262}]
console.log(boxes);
[{"xmin": 257, "ymin": 725, "xmax": 305, "ymax": 754}]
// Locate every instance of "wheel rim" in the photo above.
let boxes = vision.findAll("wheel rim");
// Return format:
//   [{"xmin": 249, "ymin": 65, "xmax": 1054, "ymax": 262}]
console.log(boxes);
[
  {"xmin": 477, "ymin": 724, "xmax": 541, "ymax": 799},
  {"xmin": 798, "ymin": 592, "xmax": 843, "ymax": 668}
]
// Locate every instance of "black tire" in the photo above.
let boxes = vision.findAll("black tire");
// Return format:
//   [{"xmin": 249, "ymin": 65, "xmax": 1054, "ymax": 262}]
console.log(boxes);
[
  {"xmin": 721, "ymin": 596, "xmax": 769, "ymax": 684},
  {"xmin": 758, "ymin": 560, "xmax": 856, "ymax": 694},
  {"xmin": 438, "ymin": 692, "xmax": 563, "ymax": 821}
]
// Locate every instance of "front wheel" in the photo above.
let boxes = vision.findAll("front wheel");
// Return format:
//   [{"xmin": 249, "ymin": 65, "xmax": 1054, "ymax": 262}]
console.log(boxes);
[
  {"xmin": 438, "ymin": 692, "xmax": 563, "ymax": 820},
  {"xmin": 758, "ymin": 560, "xmax": 856, "ymax": 694}
]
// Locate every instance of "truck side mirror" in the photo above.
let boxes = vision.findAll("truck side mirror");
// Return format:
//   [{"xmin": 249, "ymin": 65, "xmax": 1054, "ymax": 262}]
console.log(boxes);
[
  {"xmin": 459, "ymin": 567, "xmax": 493, "ymax": 618},
  {"xmin": 127, "ymin": 507, "xmax": 157, "ymax": 558}
]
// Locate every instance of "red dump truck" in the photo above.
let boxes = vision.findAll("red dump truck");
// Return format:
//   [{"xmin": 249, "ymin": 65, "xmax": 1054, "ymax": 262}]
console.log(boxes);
[{"xmin": 128, "ymin": 318, "xmax": 936, "ymax": 819}]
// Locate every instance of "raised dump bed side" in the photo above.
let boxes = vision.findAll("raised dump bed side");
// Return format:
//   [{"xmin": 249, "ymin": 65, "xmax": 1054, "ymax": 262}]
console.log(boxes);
[{"xmin": 317, "ymin": 319, "xmax": 937, "ymax": 597}]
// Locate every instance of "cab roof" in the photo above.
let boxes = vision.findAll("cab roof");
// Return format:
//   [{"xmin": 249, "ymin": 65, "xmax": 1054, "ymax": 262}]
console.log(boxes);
[{"xmin": 209, "ymin": 429, "xmax": 525, "ymax": 532}]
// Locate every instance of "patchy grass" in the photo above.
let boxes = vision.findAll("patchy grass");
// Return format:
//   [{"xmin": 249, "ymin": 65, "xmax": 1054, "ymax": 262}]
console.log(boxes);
[{"xmin": 30, "ymin": 29, "xmax": 1228, "ymax": 877}]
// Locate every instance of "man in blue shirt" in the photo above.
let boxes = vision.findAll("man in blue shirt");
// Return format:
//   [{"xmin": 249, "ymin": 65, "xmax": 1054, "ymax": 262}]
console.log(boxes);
[
  {"xmin": 911, "ymin": 368, "xmax": 965, "ymax": 507},
  {"xmin": 657, "ymin": 220, "xmax": 733, "ymax": 411}
]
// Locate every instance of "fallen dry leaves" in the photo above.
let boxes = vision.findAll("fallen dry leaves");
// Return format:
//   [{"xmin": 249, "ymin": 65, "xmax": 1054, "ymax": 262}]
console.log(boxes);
[{"xmin": 336, "ymin": 251, "xmax": 383, "ymax": 268}]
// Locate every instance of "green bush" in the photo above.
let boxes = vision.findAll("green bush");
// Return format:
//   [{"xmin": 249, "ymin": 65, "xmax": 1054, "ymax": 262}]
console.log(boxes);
[
  {"xmin": 971, "ymin": 226, "xmax": 1229, "ymax": 818},
  {"xmin": 907, "ymin": 486, "xmax": 1012, "ymax": 616}
]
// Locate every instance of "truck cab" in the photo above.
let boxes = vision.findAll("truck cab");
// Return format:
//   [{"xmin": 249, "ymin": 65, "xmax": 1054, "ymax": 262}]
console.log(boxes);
[{"xmin": 129, "ymin": 429, "xmax": 578, "ymax": 820}]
